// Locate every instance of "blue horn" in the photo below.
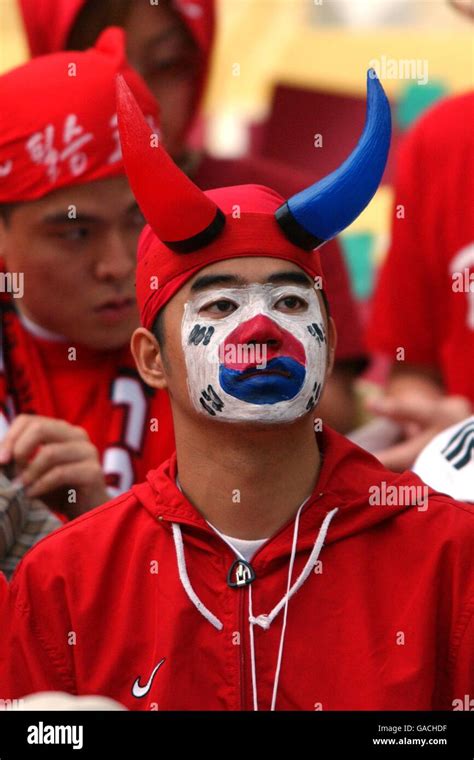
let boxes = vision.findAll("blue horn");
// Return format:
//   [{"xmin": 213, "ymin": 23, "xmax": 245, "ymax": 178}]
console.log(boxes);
[{"xmin": 275, "ymin": 70, "xmax": 391, "ymax": 250}]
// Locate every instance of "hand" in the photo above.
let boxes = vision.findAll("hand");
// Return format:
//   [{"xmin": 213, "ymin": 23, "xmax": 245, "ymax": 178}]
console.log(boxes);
[
  {"xmin": 0, "ymin": 415, "xmax": 109, "ymax": 518},
  {"xmin": 366, "ymin": 394, "xmax": 472, "ymax": 471}
]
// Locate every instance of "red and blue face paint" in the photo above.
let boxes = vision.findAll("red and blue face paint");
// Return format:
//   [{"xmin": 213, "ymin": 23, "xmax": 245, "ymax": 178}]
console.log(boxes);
[
  {"xmin": 219, "ymin": 315, "xmax": 307, "ymax": 405},
  {"xmin": 181, "ymin": 281, "xmax": 328, "ymax": 424}
]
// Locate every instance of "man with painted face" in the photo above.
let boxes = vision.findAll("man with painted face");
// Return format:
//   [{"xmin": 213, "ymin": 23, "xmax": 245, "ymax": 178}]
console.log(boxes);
[{"xmin": 4, "ymin": 72, "xmax": 474, "ymax": 710}]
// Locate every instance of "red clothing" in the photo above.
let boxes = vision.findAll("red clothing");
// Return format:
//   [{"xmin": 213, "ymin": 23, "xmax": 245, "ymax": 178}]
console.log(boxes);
[
  {"xmin": 4, "ymin": 426, "xmax": 474, "ymax": 710},
  {"xmin": 195, "ymin": 153, "xmax": 366, "ymax": 367},
  {"xmin": 0, "ymin": 305, "xmax": 175, "ymax": 496},
  {"xmin": 367, "ymin": 93, "xmax": 474, "ymax": 400},
  {"xmin": 29, "ymin": 337, "xmax": 175, "ymax": 495}
]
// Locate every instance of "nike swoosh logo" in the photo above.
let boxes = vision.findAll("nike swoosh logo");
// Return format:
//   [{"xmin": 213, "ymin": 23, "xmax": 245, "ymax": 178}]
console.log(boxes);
[{"xmin": 131, "ymin": 657, "xmax": 166, "ymax": 698}]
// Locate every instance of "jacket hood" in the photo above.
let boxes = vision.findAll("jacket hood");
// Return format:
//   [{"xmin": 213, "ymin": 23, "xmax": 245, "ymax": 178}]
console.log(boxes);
[{"xmin": 19, "ymin": 0, "xmax": 215, "ymax": 139}]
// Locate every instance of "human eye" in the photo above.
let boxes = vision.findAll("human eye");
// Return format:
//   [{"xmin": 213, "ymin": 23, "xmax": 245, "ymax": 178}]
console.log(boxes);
[
  {"xmin": 55, "ymin": 226, "xmax": 90, "ymax": 243},
  {"xmin": 146, "ymin": 41, "xmax": 198, "ymax": 82},
  {"xmin": 198, "ymin": 298, "xmax": 238, "ymax": 318},
  {"xmin": 127, "ymin": 207, "xmax": 145, "ymax": 229},
  {"xmin": 274, "ymin": 294, "xmax": 308, "ymax": 313},
  {"xmin": 151, "ymin": 56, "xmax": 194, "ymax": 77}
]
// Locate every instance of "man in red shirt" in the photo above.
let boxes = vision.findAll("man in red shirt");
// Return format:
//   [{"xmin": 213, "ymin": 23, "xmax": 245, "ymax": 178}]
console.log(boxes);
[
  {"xmin": 4, "ymin": 73, "xmax": 473, "ymax": 711},
  {"xmin": 0, "ymin": 30, "xmax": 174, "ymax": 529},
  {"xmin": 366, "ymin": 0, "xmax": 473, "ymax": 469},
  {"xmin": 18, "ymin": 0, "xmax": 367, "ymax": 433}
]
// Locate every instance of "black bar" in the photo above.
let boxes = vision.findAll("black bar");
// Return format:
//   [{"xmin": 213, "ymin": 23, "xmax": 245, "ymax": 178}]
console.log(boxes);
[{"xmin": 0, "ymin": 710, "xmax": 472, "ymax": 758}]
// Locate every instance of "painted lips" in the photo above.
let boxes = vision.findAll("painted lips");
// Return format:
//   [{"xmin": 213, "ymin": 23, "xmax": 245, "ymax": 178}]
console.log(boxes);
[{"xmin": 219, "ymin": 315, "xmax": 307, "ymax": 405}]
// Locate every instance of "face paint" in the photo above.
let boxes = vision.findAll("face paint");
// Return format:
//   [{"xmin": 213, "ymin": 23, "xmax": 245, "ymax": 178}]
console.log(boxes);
[{"xmin": 181, "ymin": 282, "xmax": 328, "ymax": 424}]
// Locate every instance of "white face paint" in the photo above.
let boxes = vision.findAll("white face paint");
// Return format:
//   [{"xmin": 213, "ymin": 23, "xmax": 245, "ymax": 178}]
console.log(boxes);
[{"xmin": 181, "ymin": 281, "xmax": 328, "ymax": 424}]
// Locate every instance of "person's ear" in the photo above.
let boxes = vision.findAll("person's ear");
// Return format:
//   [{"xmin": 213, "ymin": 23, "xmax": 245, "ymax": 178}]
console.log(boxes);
[
  {"xmin": 130, "ymin": 327, "xmax": 168, "ymax": 390},
  {"xmin": 326, "ymin": 316, "xmax": 337, "ymax": 379}
]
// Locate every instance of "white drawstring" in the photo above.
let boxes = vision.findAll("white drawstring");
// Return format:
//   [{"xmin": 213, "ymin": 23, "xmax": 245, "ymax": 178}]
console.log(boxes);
[
  {"xmin": 170, "ymin": 505, "xmax": 339, "ymax": 709},
  {"xmin": 247, "ymin": 499, "xmax": 306, "ymax": 713},
  {"xmin": 171, "ymin": 522, "xmax": 223, "ymax": 631},
  {"xmin": 270, "ymin": 500, "xmax": 305, "ymax": 711},
  {"xmin": 249, "ymin": 504, "xmax": 338, "ymax": 711},
  {"xmin": 249, "ymin": 507, "xmax": 339, "ymax": 630}
]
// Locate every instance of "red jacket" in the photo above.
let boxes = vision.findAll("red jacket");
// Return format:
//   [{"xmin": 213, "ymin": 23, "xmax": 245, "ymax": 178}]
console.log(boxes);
[{"xmin": 3, "ymin": 426, "xmax": 474, "ymax": 710}]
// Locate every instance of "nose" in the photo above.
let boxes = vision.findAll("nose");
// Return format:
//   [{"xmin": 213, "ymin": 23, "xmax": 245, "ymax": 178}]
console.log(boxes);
[
  {"xmin": 235, "ymin": 315, "xmax": 283, "ymax": 348},
  {"xmin": 94, "ymin": 232, "xmax": 135, "ymax": 282}
]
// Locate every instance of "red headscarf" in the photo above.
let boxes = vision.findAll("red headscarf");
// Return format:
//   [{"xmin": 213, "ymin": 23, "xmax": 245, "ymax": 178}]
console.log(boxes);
[
  {"xmin": 0, "ymin": 27, "xmax": 159, "ymax": 203},
  {"xmin": 116, "ymin": 76, "xmax": 324, "ymax": 330},
  {"xmin": 135, "ymin": 185, "xmax": 325, "ymax": 330},
  {"xmin": 116, "ymin": 71, "xmax": 391, "ymax": 330}
]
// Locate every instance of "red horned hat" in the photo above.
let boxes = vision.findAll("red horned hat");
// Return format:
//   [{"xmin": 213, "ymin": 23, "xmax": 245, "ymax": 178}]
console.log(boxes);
[{"xmin": 116, "ymin": 71, "xmax": 391, "ymax": 330}]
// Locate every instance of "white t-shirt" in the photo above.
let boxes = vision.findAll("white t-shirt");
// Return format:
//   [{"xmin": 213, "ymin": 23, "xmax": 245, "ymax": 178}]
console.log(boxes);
[{"xmin": 208, "ymin": 527, "xmax": 268, "ymax": 562}]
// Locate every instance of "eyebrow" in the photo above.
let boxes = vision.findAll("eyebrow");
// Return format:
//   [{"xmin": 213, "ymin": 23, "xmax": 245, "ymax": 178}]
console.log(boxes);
[
  {"xmin": 41, "ymin": 202, "xmax": 140, "ymax": 225},
  {"xmin": 267, "ymin": 272, "xmax": 312, "ymax": 287},
  {"xmin": 190, "ymin": 271, "xmax": 313, "ymax": 292}
]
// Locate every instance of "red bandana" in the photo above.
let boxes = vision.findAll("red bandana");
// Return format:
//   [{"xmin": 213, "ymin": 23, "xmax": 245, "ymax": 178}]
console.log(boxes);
[
  {"xmin": 116, "ymin": 67, "xmax": 390, "ymax": 331},
  {"xmin": 115, "ymin": 77, "xmax": 324, "ymax": 330},
  {"xmin": 136, "ymin": 186, "xmax": 325, "ymax": 330},
  {"xmin": 0, "ymin": 27, "xmax": 159, "ymax": 203}
]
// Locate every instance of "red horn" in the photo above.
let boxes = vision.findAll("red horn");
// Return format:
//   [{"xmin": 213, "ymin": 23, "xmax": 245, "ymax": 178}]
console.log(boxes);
[{"xmin": 116, "ymin": 74, "xmax": 225, "ymax": 253}]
